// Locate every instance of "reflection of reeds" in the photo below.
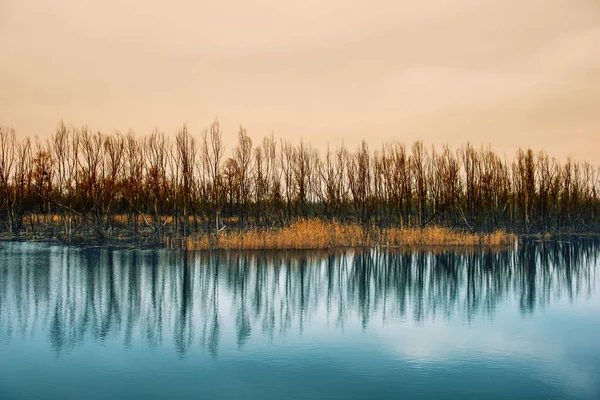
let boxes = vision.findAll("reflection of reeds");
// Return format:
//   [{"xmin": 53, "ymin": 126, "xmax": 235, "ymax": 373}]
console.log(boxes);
[{"xmin": 172, "ymin": 218, "xmax": 516, "ymax": 250}]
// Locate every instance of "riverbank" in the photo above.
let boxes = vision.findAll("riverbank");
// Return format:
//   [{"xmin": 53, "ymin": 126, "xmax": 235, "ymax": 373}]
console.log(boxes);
[{"xmin": 0, "ymin": 218, "xmax": 516, "ymax": 250}]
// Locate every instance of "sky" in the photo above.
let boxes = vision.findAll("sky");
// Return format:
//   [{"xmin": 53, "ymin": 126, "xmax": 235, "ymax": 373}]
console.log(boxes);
[{"xmin": 1, "ymin": 0, "xmax": 599, "ymax": 162}]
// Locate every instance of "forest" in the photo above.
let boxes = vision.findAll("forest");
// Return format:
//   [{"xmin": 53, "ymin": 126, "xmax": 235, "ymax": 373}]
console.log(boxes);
[{"xmin": 0, "ymin": 120, "xmax": 598, "ymax": 247}]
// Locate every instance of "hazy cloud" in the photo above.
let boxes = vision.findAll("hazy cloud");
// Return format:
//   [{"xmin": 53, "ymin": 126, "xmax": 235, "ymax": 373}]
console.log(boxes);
[{"xmin": 1, "ymin": 0, "xmax": 599, "ymax": 161}]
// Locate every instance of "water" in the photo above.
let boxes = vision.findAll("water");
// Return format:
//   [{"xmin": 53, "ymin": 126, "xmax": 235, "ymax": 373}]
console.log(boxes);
[{"xmin": 1, "ymin": 241, "xmax": 599, "ymax": 400}]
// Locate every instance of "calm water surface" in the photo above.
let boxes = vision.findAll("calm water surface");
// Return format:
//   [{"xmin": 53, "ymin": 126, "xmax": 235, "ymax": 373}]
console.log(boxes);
[{"xmin": 1, "ymin": 241, "xmax": 599, "ymax": 399}]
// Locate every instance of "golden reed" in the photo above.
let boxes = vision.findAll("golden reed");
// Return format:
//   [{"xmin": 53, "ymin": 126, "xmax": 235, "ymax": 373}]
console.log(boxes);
[{"xmin": 170, "ymin": 219, "xmax": 516, "ymax": 250}]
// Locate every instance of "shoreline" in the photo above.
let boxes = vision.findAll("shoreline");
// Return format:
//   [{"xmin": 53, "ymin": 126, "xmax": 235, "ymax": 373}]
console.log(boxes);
[{"xmin": 4, "ymin": 220, "xmax": 598, "ymax": 252}]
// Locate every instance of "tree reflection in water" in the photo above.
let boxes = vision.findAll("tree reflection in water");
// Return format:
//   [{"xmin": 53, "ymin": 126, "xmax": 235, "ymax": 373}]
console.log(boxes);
[{"xmin": 0, "ymin": 240, "xmax": 598, "ymax": 356}]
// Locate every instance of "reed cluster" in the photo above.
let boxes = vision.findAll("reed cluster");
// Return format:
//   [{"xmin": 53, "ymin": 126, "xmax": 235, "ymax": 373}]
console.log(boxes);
[{"xmin": 174, "ymin": 219, "xmax": 515, "ymax": 250}]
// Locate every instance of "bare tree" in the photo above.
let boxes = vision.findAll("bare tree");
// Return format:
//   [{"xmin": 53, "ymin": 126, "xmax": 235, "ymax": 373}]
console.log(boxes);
[
  {"xmin": 233, "ymin": 126, "xmax": 253, "ymax": 224},
  {"xmin": 0, "ymin": 127, "xmax": 16, "ymax": 232},
  {"xmin": 175, "ymin": 124, "xmax": 198, "ymax": 235}
]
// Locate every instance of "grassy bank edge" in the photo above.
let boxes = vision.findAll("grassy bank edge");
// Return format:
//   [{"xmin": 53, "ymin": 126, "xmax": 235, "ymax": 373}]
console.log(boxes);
[
  {"xmin": 1, "ymin": 220, "xmax": 520, "ymax": 251},
  {"xmin": 10, "ymin": 218, "xmax": 600, "ymax": 251},
  {"xmin": 15, "ymin": 219, "xmax": 600, "ymax": 251},
  {"xmin": 167, "ymin": 219, "xmax": 517, "ymax": 251}
]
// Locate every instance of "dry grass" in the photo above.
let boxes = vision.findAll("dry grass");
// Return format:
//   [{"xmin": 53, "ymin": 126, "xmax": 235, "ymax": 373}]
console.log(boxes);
[
  {"xmin": 382, "ymin": 226, "xmax": 514, "ymax": 247},
  {"xmin": 21, "ymin": 214, "xmax": 515, "ymax": 250},
  {"xmin": 177, "ymin": 219, "xmax": 516, "ymax": 250}
]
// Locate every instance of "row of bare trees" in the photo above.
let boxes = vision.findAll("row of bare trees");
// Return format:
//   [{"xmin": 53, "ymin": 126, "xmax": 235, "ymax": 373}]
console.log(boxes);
[
  {"xmin": 2, "ymin": 240, "xmax": 597, "ymax": 353},
  {"xmin": 1, "ymin": 122, "xmax": 599, "ymax": 241}
]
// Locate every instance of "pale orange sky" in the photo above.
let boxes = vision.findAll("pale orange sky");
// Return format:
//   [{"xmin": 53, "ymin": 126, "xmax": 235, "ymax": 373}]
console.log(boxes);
[{"xmin": 1, "ymin": 0, "xmax": 599, "ymax": 161}]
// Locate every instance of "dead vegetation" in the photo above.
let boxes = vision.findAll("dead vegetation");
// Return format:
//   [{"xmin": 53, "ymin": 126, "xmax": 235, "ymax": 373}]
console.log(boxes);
[
  {"xmin": 173, "ymin": 219, "xmax": 515, "ymax": 250},
  {"xmin": 0, "ymin": 120, "xmax": 598, "ymax": 249}
]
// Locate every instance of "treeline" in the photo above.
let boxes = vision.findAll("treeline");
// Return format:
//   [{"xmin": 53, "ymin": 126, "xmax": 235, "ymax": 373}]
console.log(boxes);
[{"xmin": 0, "ymin": 121, "xmax": 599, "ymax": 241}]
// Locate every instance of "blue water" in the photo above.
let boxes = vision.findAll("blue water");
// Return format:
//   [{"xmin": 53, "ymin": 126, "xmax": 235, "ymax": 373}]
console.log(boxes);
[{"xmin": 1, "ymin": 241, "xmax": 599, "ymax": 399}]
